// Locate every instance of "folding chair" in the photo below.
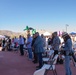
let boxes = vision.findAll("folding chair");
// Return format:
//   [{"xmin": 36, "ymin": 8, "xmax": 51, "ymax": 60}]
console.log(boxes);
[
  {"xmin": 42, "ymin": 50, "xmax": 54, "ymax": 64},
  {"xmin": 33, "ymin": 67, "xmax": 46, "ymax": 75},
  {"xmin": 48, "ymin": 45, "xmax": 52, "ymax": 50},
  {"xmin": 42, "ymin": 54, "xmax": 59, "ymax": 75},
  {"xmin": 71, "ymin": 51, "xmax": 76, "ymax": 67}
]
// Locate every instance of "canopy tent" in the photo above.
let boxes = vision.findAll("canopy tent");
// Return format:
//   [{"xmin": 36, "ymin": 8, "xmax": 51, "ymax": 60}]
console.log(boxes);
[
  {"xmin": 0, "ymin": 35, "xmax": 5, "ymax": 39},
  {"xmin": 43, "ymin": 32, "xmax": 51, "ymax": 36},
  {"xmin": 69, "ymin": 32, "xmax": 76, "ymax": 35}
]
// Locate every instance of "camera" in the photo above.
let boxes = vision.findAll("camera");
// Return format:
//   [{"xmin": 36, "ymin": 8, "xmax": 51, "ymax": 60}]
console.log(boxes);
[
  {"xmin": 59, "ymin": 50, "xmax": 66, "ymax": 55},
  {"xmin": 60, "ymin": 50, "xmax": 76, "ymax": 62}
]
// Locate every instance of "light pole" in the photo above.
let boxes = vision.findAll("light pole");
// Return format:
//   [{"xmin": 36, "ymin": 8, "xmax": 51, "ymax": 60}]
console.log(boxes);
[{"xmin": 66, "ymin": 24, "xmax": 69, "ymax": 32}]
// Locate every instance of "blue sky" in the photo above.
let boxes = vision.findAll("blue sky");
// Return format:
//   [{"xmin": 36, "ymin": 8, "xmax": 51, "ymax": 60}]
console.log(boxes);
[{"xmin": 0, "ymin": 0, "xmax": 76, "ymax": 33}]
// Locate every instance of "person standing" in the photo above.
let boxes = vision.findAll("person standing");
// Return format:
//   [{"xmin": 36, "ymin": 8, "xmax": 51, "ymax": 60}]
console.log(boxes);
[
  {"xmin": 62, "ymin": 32, "xmax": 72, "ymax": 75},
  {"xmin": 33, "ymin": 32, "xmax": 44, "ymax": 69},
  {"xmin": 2, "ymin": 38, "xmax": 6, "ymax": 48},
  {"xmin": 41, "ymin": 34, "xmax": 46, "ymax": 48},
  {"xmin": 26, "ymin": 34, "xmax": 33, "ymax": 60},
  {"xmin": 52, "ymin": 32, "xmax": 61, "ymax": 56},
  {"xmin": 19, "ymin": 35, "xmax": 24, "ymax": 56},
  {"xmin": 0, "ymin": 39, "xmax": 2, "ymax": 47},
  {"xmin": 14, "ymin": 37, "xmax": 18, "ymax": 48},
  {"xmin": 8, "ymin": 37, "xmax": 11, "ymax": 51},
  {"xmin": 31, "ymin": 34, "xmax": 38, "ymax": 63}
]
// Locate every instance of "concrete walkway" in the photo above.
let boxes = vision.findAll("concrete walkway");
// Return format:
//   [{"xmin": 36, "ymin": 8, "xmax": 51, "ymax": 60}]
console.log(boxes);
[{"xmin": 0, "ymin": 51, "xmax": 76, "ymax": 75}]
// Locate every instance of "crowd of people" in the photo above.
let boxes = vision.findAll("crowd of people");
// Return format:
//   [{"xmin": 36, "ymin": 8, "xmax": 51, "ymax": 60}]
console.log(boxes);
[{"xmin": 0, "ymin": 31, "xmax": 76, "ymax": 75}]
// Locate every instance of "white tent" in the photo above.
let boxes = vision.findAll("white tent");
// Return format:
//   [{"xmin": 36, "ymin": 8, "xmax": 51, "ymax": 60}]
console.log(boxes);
[
  {"xmin": 43, "ymin": 32, "xmax": 51, "ymax": 36},
  {"xmin": 0, "ymin": 35, "xmax": 5, "ymax": 39}
]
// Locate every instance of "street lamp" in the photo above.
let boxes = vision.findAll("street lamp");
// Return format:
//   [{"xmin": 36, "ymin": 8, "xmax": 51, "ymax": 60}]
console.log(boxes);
[{"xmin": 66, "ymin": 24, "xmax": 69, "ymax": 32}]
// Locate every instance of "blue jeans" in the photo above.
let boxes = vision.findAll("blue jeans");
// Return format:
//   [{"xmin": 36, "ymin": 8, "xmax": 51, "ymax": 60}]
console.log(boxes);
[
  {"xmin": 37, "ymin": 53, "xmax": 43, "ymax": 68},
  {"xmin": 28, "ymin": 48, "xmax": 32, "ymax": 59},
  {"xmin": 65, "ymin": 56, "xmax": 72, "ymax": 75}
]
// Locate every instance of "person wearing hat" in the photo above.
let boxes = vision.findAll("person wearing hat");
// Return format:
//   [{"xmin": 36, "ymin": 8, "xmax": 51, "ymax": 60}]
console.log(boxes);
[{"xmin": 62, "ymin": 32, "xmax": 72, "ymax": 75}]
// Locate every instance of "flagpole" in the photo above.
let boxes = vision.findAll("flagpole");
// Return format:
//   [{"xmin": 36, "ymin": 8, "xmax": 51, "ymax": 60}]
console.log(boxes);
[{"xmin": 66, "ymin": 24, "xmax": 69, "ymax": 32}]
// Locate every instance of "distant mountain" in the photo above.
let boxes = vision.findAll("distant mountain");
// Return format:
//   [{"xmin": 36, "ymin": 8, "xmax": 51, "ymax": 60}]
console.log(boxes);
[
  {"xmin": 0, "ymin": 30, "xmax": 24, "ymax": 37},
  {"xmin": 0, "ymin": 30, "xmax": 51, "ymax": 38}
]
